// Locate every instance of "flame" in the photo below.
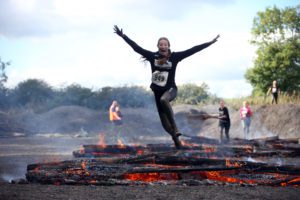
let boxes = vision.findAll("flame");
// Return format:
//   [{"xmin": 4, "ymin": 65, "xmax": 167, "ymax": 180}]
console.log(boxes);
[
  {"xmin": 181, "ymin": 140, "xmax": 199, "ymax": 147},
  {"xmin": 244, "ymin": 145, "xmax": 253, "ymax": 153},
  {"xmin": 194, "ymin": 171, "xmax": 256, "ymax": 185},
  {"xmin": 225, "ymin": 159, "xmax": 243, "ymax": 167},
  {"xmin": 117, "ymin": 139, "xmax": 126, "ymax": 149},
  {"xmin": 79, "ymin": 145, "xmax": 85, "ymax": 154},
  {"xmin": 81, "ymin": 161, "xmax": 90, "ymax": 176},
  {"xmin": 88, "ymin": 180, "xmax": 98, "ymax": 184},
  {"xmin": 281, "ymin": 177, "xmax": 300, "ymax": 186},
  {"xmin": 124, "ymin": 173, "xmax": 179, "ymax": 182},
  {"xmin": 98, "ymin": 134, "xmax": 106, "ymax": 148},
  {"xmin": 202, "ymin": 144, "xmax": 216, "ymax": 153},
  {"xmin": 136, "ymin": 149, "xmax": 144, "ymax": 155},
  {"xmin": 205, "ymin": 171, "xmax": 255, "ymax": 184}
]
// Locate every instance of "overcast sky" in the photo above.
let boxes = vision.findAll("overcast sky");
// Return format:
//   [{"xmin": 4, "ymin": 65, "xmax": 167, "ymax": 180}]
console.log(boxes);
[{"xmin": 0, "ymin": 0, "xmax": 298, "ymax": 98}]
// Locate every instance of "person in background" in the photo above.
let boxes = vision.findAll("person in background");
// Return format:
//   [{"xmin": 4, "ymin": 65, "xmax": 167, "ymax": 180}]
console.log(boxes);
[
  {"xmin": 267, "ymin": 80, "xmax": 280, "ymax": 104},
  {"xmin": 109, "ymin": 100, "xmax": 122, "ymax": 125},
  {"xmin": 218, "ymin": 100, "xmax": 231, "ymax": 143},
  {"xmin": 113, "ymin": 25, "xmax": 220, "ymax": 149},
  {"xmin": 195, "ymin": 100, "xmax": 231, "ymax": 143},
  {"xmin": 239, "ymin": 101, "xmax": 253, "ymax": 140}
]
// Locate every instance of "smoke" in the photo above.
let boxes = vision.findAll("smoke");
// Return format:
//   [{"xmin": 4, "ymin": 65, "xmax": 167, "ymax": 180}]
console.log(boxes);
[
  {"xmin": 251, "ymin": 129, "xmax": 277, "ymax": 140},
  {"xmin": 1, "ymin": 173, "xmax": 24, "ymax": 183}
]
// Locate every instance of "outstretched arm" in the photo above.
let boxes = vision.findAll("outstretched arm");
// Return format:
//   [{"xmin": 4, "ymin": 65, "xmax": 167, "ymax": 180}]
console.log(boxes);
[
  {"xmin": 113, "ymin": 25, "xmax": 152, "ymax": 59},
  {"xmin": 175, "ymin": 34, "xmax": 221, "ymax": 61}
]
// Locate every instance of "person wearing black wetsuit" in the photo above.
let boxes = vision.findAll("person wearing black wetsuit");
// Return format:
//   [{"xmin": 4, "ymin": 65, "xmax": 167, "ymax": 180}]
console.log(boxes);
[{"xmin": 114, "ymin": 25, "xmax": 220, "ymax": 149}]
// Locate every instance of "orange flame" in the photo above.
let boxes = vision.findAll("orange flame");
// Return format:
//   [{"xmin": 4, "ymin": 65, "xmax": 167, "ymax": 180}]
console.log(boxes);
[
  {"xmin": 117, "ymin": 139, "xmax": 126, "ymax": 149},
  {"xmin": 181, "ymin": 140, "xmax": 199, "ymax": 147},
  {"xmin": 124, "ymin": 173, "xmax": 179, "ymax": 182},
  {"xmin": 98, "ymin": 134, "xmax": 106, "ymax": 148},
  {"xmin": 195, "ymin": 171, "xmax": 256, "ymax": 185},
  {"xmin": 79, "ymin": 145, "xmax": 85, "ymax": 154},
  {"xmin": 136, "ymin": 149, "xmax": 144, "ymax": 155},
  {"xmin": 281, "ymin": 177, "xmax": 300, "ymax": 186},
  {"xmin": 225, "ymin": 159, "xmax": 243, "ymax": 167},
  {"xmin": 202, "ymin": 144, "xmax": 216, "ymax": 153},
  {"xmin": 81, "ymin": 160, "xmax": 90, "ymax": 176},
  {"xmin": 245, "ymin": 145, "xmax": 253, "ymax": 153}
]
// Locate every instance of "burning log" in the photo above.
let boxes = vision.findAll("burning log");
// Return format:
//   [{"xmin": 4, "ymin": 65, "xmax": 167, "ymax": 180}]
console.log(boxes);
[
  {"xmin": 73, "ymin": 144, "xmax": 147, "ymax": 157},
  {"xmin": 73, "ymin": 138, "xmax": 300, "ymax": 160},
  {"xmin": 26, "ymin": 149, "xmax": 300, "ymax": 186},
  {"xmin": 24, "ymin": 135, "xmax": 300, "ymax": 186}
]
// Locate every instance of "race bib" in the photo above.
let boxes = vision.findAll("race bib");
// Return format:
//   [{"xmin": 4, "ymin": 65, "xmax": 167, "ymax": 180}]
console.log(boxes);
[{"xmin": 152, "ymin": 71, "xmax": 168, "ymax": 87}]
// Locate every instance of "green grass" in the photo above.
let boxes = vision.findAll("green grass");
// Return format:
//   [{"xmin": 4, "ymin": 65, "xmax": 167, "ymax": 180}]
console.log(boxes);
[{"xmin": 224, "ymin": 94, "xmax": 300, "ymax": 111}]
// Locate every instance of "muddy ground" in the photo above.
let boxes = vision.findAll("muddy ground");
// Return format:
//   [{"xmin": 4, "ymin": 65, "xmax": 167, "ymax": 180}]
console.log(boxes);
[{"xmin": 0, "ymin": 104, "xmax": 299, "ymax": 199}]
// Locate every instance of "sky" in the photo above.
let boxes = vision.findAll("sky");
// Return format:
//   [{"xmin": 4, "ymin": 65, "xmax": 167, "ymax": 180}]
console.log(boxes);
[{"xmin": 0, "ymin": 0, "xmax": 299, "ymax": 98}]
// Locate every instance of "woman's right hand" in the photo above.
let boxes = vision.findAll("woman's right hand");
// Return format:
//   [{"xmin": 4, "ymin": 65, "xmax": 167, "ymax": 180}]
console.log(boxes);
[{"xmin": 113, "ymin": 25, "xmax": 123, "ymax": 37}]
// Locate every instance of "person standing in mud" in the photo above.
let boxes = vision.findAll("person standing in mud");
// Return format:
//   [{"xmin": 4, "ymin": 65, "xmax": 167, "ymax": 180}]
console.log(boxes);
[
  {"xmin": 218, "ymin": 100, "xmax": 231, "ymax": 143},
  {"xmin": 240, "ymin": 101, "xmax": 253, "ymax": 140},
  {"xmin": 113, "ymin": 25, "xmax": 220, "ymax": 149},
  {"xmin": 267, "ymin": 80, "xmax": 280, "ymax": 104}
]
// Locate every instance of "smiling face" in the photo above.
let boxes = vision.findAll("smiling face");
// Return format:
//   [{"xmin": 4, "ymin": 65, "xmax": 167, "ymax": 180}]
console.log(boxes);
[{"xmin": 157, "ymin": 37, "xmax": 170, "ymax": 56}]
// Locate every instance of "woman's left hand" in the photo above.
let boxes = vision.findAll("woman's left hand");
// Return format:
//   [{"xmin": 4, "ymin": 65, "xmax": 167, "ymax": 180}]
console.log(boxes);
[{"xmin": 211, "ymin": 34, "xmax": 220, "ymax": 43}]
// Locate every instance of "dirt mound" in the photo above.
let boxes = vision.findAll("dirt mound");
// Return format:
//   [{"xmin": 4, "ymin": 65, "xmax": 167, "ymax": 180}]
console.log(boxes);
[
  {"xmin": 251, "ymin": 104, "xmax": 300, "ymax": 138},
  {"xmin": 0, "ymin": 104, "xmax": 299, "ymax": 140},
  {"xmin": 173, "ymin": 104, "xmax": 300, "ymax": 140}
]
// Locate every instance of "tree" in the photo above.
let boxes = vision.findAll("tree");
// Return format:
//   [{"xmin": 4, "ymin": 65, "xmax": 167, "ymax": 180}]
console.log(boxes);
[
  {"xmin": 0, "ymin": 58, "xmax": 10, "ymax": 109},
  {"xmin": 58, "ymin": 84, "xmax": 94, "ymax": 107},
  {"xmin": 0, "ymin": 57, "xmax": 9, "ymax": 87},
  {"xmin": 10, "ymin": 79, "xmax": 54, "ymax": 108},
  {"xmin": 245, "ymin": 5, "xmax": 300, "ymax": 95},
  {"xmin": 175, "ymin": 83, "xmax": 210, "ymax": 105}
]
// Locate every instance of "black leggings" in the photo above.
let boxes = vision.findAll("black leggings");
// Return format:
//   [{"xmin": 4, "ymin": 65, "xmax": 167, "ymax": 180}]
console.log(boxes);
[
  {"xmin": 153, "ymin": 87, "xmax": 179, "ymax": 137},
  {"xmin": 272, "ymin": 92, "xmax": 278, "ymax": 104},
  {"xmin": 219, "ymin": 123, "xmax": 230, "ymax": 142}
]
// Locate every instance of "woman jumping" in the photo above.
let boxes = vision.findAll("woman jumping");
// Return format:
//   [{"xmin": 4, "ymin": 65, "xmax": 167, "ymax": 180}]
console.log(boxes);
[{"xmin": 114, "ymin": 25, "xmax": 220, "ymax": 149}]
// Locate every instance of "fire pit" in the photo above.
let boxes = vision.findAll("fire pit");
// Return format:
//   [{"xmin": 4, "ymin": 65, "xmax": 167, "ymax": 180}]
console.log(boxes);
[{"xmin": 25, "ymin": 136, "xmax": 300, "ymax": 186}]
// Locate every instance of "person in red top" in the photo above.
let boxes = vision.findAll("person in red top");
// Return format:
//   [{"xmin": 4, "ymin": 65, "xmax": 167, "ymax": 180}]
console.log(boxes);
[{"xmin": 239, "ymin": 101, "xmax": 253, "ymax": 140}]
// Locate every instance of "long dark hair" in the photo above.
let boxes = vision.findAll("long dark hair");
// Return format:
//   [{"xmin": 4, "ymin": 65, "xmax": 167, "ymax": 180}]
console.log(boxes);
[{"xmin": 141, "ymin": 37, "xmax": 171, "ymax": 63}]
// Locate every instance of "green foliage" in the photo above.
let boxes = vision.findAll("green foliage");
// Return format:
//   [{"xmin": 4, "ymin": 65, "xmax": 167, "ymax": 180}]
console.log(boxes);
[
  {"xmin": 56, "ymin": 84, "xmax": 94, "ymax": 107},
  {"xmin": 9, "ymin": 79, "xmax": 54, "ymax": 109},
  {"xmin": 174, "ymin": 83, "xmax": 210, "ymax": 105},
  {"xmin": 0, "ymin": 57, "xmax": 9, "ymax": 87},
  {"xmin": 0, "ymin": 58, "xmax": 10, "ymax": 109},
  {"xmin": 246, "ymin": 5, "xmax": 300, "ymax": 94},
  {"xmin": 95, "ymin": 85, "xmax": 153, "ymax": 109},
  {"xmin": 251, "ymin": 5, "xmax": 299, "ymax": 44},
  {"xmin": 5, "ymin": 79, "xmax": 154, "ymax": 111},
  {"xmin": 225, "ymin": 92, "xmax": 300, "ymax": 111}
]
